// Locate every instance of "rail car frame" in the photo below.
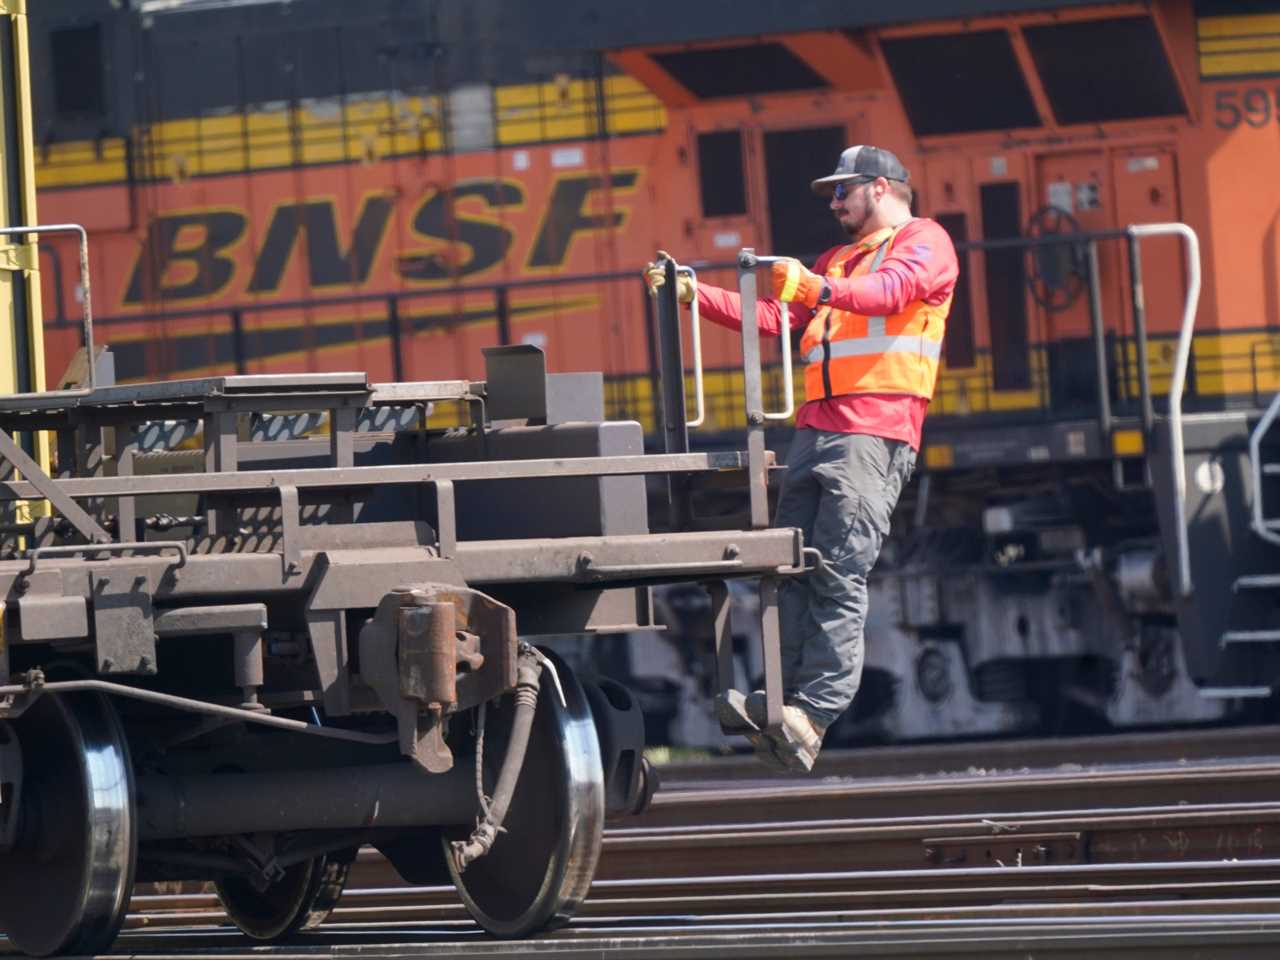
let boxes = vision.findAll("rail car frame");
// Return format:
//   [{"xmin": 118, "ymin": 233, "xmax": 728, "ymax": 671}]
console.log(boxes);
[{"xmin": 0, "ymin": 246, "xmax": 815, "ymax": 954}]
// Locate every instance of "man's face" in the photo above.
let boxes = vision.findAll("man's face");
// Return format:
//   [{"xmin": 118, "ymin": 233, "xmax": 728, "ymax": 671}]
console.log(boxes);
[{"xmin": 830, "ymin": 178, "xmax": 876, "ymax": 238}]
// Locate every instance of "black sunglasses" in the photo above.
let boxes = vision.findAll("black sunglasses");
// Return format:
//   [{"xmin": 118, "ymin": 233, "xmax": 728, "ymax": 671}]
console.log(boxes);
[{"xmin": 832, "ymin": 177, "xmax": 876, "ymax": 201}]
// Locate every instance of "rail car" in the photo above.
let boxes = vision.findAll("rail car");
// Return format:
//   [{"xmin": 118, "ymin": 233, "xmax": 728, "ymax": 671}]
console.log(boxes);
[
  {"xmin": 17, "ymin": 0, "xmax": 1280, "ymax": 745},
  {"xmin": 0, "ymin": 250, "xmax": 818, "ymax": 952}
]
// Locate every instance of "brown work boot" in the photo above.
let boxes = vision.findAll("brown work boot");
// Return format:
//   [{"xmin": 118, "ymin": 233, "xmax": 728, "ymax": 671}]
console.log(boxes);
[
  {"xmin": 745, "ymin": 692, "xmax": 827, "ymax": 773},
  {"xmin": 715, "ymin": 690, "xmax": 788, "ymax": 770}
]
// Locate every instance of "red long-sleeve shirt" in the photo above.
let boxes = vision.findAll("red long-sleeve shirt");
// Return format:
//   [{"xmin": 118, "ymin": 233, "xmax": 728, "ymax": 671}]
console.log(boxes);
[{"xmin": 697, "ymin": 217, "xmax": 958, "ymax": 449}]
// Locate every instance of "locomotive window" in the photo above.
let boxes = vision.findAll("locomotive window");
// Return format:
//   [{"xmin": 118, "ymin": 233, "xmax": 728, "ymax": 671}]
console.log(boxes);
[
  {"xmin": 697, "ymin": 131, "xmax": 747, "ymax": 218},
  {"xmin": 764, "ymin": 125, "xmax": 846, "ymax": 259},
  {"xmin": 653, "ymin": 44, "xmax": 829, "ymax": 99},
  {"xmin": 1023, "ymin": 18, "xmax": 1185, "ymax": 124},
  {"xmin": 51, "ymin": 24, "xmax": 106, "ymax": 121},
  {"xmin": 935, "ymin": 213, "xmax": 976, "ymax": 370},
  {"xmin": 879, "ymin": 31, "xmax": 1040, "ymax": 136}
]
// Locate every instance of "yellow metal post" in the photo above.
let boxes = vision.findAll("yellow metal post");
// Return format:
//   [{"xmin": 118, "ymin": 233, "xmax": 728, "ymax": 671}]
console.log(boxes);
[
  {"xmin": 0, "ymin": 0, "xmax": 42, "ymax": 397},
  {"xmin": 0, "ymin": 0, "xmax": 48, "ymax": 537}
]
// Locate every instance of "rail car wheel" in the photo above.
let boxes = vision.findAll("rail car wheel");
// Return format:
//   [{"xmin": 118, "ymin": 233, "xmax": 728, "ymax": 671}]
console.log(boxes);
[
  {"xmin": 216, "ymin": 847, "xmax": 356, "ymax": 940},
  {"xmin": 444, "ymin": 649, "xmax": 605, "ymax": 938},
  {"xmin": 0, "ymin": 693, "xmax": 137, "ymax": 957}
]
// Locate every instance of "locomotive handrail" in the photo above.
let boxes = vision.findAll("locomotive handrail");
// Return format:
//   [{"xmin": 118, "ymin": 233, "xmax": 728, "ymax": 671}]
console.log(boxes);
[
  {"xmin": 1249, "ymin": 391, "xmax": 1280, "ymax": 547},
  {"xmin": 735, "ymin": 250, "xmax": 795, "ymax": 422},
  {"xmin": 1127, "ymin": 222, "xmax": 1201, "ymax": 598},
  {"xmin": 1, "ymin": 223, "xmax": 95, "ymax": 398}
]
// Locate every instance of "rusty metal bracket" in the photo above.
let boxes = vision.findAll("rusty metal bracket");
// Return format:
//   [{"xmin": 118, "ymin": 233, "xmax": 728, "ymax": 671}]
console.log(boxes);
[
  {"xmin": 358, "ymin": 583, "xmax": 517, "ymax": 774},
  {"xmin": 776, "ymin": 546, "xmax": 825, "ymax": 577},
  {"xmin": 91, "ymin": 564, "xmax": 158, "ymax": 674},
  {"xmin": 278, "ymin": 484, "xmax": 301, "ymax": 575},
  {"xmin": 0, "ymin": 426, "xmax": 111, "ymax": 544}
]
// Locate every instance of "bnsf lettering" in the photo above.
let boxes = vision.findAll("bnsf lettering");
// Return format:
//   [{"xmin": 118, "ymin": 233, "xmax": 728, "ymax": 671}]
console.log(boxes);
[
  {"xmin": 398, "ymin": 180, "xmax": 523, "ymax": 281},
  {"xmin": 122, "ymin": 173, "xmax": 638, "ymax": 307},
  {"xmin": 528, "ymin": 171, "xmax": 640, "ymax": 268},
  {"xmin": 124, "ymin": 211, "xmax": 246, "ymax": 303},
  {"xmin": 249, "ymin": 194, "xmax": 395, "ymax": 293}
]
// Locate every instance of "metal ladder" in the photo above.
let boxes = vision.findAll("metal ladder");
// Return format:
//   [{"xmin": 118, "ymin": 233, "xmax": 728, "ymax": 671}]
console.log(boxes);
[{"xmin": 1202, "ymin": 390, "xmax": 1280, "ymax": 699}]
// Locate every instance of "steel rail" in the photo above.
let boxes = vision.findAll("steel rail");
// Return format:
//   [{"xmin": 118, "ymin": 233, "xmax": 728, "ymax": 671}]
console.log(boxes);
[
  {"xmin": 89, "ymin": 921, "xmax": 1280, "ymax": 959},
  {"xmin": 657, "ymin": 724, "xmax": 1280, "ymax": 786},
  {"xmin": 638, "ymin": 759, "xmax": 1280, "ymax": 828}
]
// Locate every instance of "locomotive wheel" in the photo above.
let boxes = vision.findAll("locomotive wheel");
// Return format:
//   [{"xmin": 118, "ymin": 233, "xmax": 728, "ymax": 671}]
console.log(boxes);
[
  {"xmin": 0, "ymin": 693, "xmax": 137, "ymax": 957},
  {"xmin": 216, "ymin": 848, "xmax": 356, "ymax": 941},
  {"xmin": 443, "ymin": 649, "xmax": 605, "ymax": 937}
]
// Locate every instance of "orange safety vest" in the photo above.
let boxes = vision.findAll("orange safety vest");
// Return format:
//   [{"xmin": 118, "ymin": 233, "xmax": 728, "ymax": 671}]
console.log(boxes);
[{"xmin": 799, "ymin": 223, "xmax": 950, "ymax": 402}]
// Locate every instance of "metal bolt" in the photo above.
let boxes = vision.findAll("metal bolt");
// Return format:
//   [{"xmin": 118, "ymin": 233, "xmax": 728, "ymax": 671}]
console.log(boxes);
[
  {"xmin": 100, "ymin": 658, "xmax": 113, "ymax": 672},
  {"xmin": 748, "ymin": 412, "xmax": 764, "ymax": 425}
]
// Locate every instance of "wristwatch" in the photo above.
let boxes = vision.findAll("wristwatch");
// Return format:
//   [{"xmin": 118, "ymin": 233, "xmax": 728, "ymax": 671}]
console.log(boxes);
[{"xmin": 817, "ymin": 280, "xmax": 833, "ymax": 305}]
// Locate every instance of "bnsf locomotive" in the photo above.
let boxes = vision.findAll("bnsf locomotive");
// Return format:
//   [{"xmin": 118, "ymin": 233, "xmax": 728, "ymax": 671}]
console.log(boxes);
[{"xmin": 17, "ymin": 0, "xmax": 1280, "ymax": 744}]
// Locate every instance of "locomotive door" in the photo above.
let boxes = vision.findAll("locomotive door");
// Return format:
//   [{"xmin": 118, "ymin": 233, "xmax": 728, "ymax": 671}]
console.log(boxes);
[
  {"xmin": 1109, "ymin": 147, "xmax": 1183, "ymax": 407},
  {"xmin": 1032, "ymin": 151, "xmax": 1122, "ymax": 416}
]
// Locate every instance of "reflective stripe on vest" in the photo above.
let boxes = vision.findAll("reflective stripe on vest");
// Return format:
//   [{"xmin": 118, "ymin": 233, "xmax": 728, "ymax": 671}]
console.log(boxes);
[
  {"xmin": 800, "ymin": 224, "xmax": 948, "ymax": 402},
  {"xmin": 804, "ymin": 334, "xmax": 943, "ymax": 365}
]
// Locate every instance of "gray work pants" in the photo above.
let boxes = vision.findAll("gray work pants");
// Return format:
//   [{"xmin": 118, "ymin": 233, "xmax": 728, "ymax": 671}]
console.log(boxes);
[{"xmin": 774, "ymin": 430, "xmax": 917, "ymax": 728}]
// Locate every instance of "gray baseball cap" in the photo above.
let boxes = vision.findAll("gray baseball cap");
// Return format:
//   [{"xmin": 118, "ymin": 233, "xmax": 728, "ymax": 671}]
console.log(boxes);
[{"xmin": 811, "ymin": 145, "xmax": 910, "ymax": 195}]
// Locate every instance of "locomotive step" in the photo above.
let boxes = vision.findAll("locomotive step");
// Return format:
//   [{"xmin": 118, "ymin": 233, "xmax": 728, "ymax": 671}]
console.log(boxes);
[
  {"xmin": 1220, "ymin": 630, "xmax": 1280, "ymax": 644},
  {"xmin": 1233, "ymin": 574, "xmax": 1280, "ymax": 591},
  {"xmin": 1197, "ymin": 686, "xmax": 1273, "ymax": 699}
]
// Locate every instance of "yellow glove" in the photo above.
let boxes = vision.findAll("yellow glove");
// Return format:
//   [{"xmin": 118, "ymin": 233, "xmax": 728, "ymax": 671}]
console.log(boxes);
[
  {"xmin": 770, "ymin": 258, "xmax": 825, "ymax": 308},
  {"xmin": 643, "ymin": 251, "xmax": 694, "ymax": 304}
]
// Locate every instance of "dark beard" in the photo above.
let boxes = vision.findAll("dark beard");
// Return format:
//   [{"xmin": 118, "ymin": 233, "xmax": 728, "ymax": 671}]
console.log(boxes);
[{"xmin": 840, "ymin": 207, "xmax": 870, "ymax": 237}]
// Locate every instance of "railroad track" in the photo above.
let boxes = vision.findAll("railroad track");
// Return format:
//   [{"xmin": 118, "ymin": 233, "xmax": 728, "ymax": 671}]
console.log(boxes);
[
  {"xmin": 9, "ymin": 727, "xmax": 1280, "ymax": 956},
  {"xmin": 117, "ymin": 736, "xmax": 1280, "ymax": 937},
  {"xmin": 105, "ymin": 906, "xmax": 1280, "ymax": 958}
]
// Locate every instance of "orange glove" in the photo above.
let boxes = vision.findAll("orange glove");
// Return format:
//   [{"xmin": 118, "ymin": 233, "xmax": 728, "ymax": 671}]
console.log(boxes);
[{"xmin": 770, "ymin": 258, "xmax": 825, "ymax": 307}]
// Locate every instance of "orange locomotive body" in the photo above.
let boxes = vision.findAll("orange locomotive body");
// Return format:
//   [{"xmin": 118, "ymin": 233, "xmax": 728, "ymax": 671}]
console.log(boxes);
[{"xmin": 25, "ymin": 0, "xmax": 1280, "ymax": 741}]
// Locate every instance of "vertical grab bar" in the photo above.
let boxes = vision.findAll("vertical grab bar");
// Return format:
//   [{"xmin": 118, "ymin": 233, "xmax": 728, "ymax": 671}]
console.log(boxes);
[
  {"xmin": 1127, "ymin": 223, "xmax": 1200, "ymax": 598},
  {"xmin": 734, "ymin": 251, "xmax": 795, "ymax": 421},
  {"xmin": 764, "ymin": 305, "xmax": 795, "ymax": 422},
  {"xmin": 675, "ymin": 264, "xmax": 706, "ymax": 428},
  {"xmin": 736, "ymin": 248, "xmax": 771, "ymax": 529}
]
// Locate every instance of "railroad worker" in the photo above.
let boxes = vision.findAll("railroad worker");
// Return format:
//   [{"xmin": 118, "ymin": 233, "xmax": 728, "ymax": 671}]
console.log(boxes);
[{"xmin": 644, "ymin": 145, "xmax": 958, "ymax": 771}]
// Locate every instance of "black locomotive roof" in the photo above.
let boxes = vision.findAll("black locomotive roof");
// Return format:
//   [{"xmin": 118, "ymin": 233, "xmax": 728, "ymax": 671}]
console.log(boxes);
[{"xmin": 500, "ymin": 0, "xmax": 1128, "ymax": 51}]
